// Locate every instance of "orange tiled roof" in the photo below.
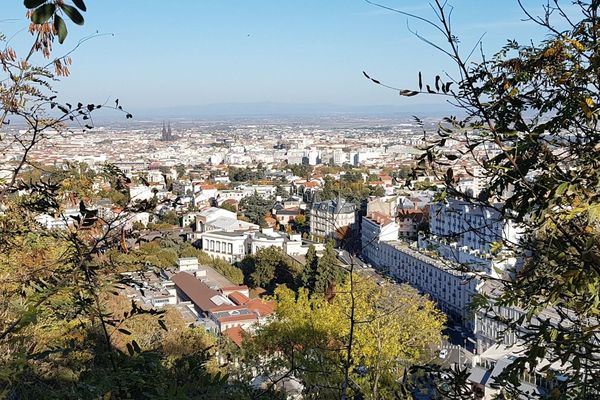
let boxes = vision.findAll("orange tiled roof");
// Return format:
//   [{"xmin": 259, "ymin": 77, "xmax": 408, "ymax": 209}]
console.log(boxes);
[
  {"xmin": 303, "ymin": 181, "xmax": 320, "ymax": 188},
  {"xmin": 228, "ymin": 291, "xmax": 250, "ymax": 305},
  {"xmin": 218, "ymin": 313, "xmax": 258, "ymax": 323},
  {"xmin": 366, "ymin": 211, "xmax": 393, "ymax": 226},
  {"xmin": 223, "ymin": 326, "xmax": 245, "ymax": 347},
  {"xmin": 246, "ymin": 298, "xmax": 275, "ymax": 317}
]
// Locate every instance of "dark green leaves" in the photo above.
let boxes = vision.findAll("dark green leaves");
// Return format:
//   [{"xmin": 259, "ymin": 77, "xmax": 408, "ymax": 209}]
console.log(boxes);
[
  {"xmin": 54, "ymin": 15, "xmax": 67, "ymax": 44},
  {"xmin": 31, "ymin": 3, "xmax": 55, "ymax": 24},
  {"xmin": 24, "ymin": 0, "xmax": 46, "ymax": 8},
  {"xmin": 28, "ymin": 1, "xmax": 87, "ymax": 43},
  {"xmin": 72, "ymin": 0, "xmax": 87, "ymax": 12},
  {"xmin": 399, "ymin": 89, "xmax": 419, "ymax": 97},
  {"xmin": 158, "ymin": 319, "xmax": 168, "ymax": 331},
  {"xmin": 60, "ymin": 4, "xmax": 84, "ymax": 25}
]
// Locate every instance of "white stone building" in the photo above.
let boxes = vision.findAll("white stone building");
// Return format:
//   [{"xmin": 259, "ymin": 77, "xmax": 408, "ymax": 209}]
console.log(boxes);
[
  {"xmin": 361, "ymin": 212, "xmax": 399, "ymax": 266},
  {"xmin": 379, "ymin": 241, "xmax": 482, "ymax": 326},
  {"xmin": 200, "ymin": 230, "xmax": 249, "ymax": 263}
]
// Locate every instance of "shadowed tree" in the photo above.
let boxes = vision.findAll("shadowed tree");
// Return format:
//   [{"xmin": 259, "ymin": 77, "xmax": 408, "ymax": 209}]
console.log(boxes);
[{"xmin": 363, "ymin": 0, "xmax": 600, "ymax": 397}]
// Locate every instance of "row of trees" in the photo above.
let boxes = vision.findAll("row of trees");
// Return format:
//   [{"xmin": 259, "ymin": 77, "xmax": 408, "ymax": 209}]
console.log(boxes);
[
  {"xmin": 228, "ymin": 166, "xmax": 267, "ymax": 182},
  {"xmin": 240, "ymin": 241, "xmax": 344, "ymax": 295}
]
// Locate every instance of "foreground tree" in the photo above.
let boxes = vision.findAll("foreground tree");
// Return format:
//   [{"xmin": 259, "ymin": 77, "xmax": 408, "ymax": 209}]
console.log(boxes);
[
  {"xmin": 364, "ymin": 0, "xmax": 600, "ymax": 397},
  {"xmin": 314, "ymin": 239, "xmax": 344, "ymax": 294},
  {"xmin": 241, "ymin": 277, "xmax": 446, "ymax": 399},
  {"xmin": 301, "ymin": 244, "xmax": 319, "ymax": 291},
  {"xmin": 241, "ymin": 246, "xmax": 302, "ymax": 292},
  {"xmin": 238, "ymin": 191, "xmax": 273, "ymax": 227},
  {"xmin": 0, "ymin": 3, "xmax": 261, "ymax": 398}
]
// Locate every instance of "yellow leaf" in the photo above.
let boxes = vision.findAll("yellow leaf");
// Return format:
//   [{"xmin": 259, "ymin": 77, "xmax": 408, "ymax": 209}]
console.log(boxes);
[{"xmin": 585, "ymin": 97, "xmax": 595, "ymax": 108}]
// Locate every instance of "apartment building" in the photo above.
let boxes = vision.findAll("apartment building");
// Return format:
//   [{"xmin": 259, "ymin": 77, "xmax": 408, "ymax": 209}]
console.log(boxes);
[
  {"xmin": 309, "ymin": 196, "xmax": 356, "ymax": 239},
  {"xmin": 379, "ymin": 241, "xmax": 481, "ymax": 326},
  {"xmin": 361, "ymin": 212, "xmax": 400, "ymax": 266},
  {"xmin": 200, "ymin": 230, "xmax": 248, "ymax": 263}
]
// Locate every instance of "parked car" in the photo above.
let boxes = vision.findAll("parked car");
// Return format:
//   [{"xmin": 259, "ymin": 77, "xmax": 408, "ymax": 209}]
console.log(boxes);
[{"xmin": 438, "ymin": 349, "xmax": 449, "ymax": 359}]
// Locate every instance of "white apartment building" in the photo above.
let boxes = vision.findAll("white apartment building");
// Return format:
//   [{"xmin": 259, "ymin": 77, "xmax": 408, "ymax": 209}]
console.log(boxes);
[
  {"xmin": 361, "ymin": 212, "xmax": 400, "ymax": 266},
  {"xmin": 361, "ymin": 198, "xmax": 519, "ymax": 328},
  {"xmin": 216, "ymin": 185, "xmax": 276, "ymax": 205},
  {"xmin": 429, "ymin": 199, "xmax": 518, "ymax": 255},
  {"xmin": 332, "ymin": 150, "xmax": 347, "ymax": 166},
  {"xmin": 200, "ymin": 228, "xmax": 311, "ymax": 263},
  {"xmin": 379, "ymin": 241, "xmax": 482, "ymax": 327},
  {"xmin": 177, "ymin": 257, "xmax": 200, "ymax": 272},
  {"xmin": 249, "ymin": 228, "xmax": 286, "ymax": 254},
  {"xmin": 310, "ymin": 197, "xmax": 356, "ymax": 239}
]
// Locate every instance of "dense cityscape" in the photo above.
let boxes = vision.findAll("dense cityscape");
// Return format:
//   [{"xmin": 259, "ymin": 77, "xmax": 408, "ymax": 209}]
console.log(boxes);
[
  {"xmin": 2, "ymin": 0, "xmax": 599, "ymax": 399},
  {"xmin": 0, "ymin": 117, "xmax": 556, "ymax": 398}
]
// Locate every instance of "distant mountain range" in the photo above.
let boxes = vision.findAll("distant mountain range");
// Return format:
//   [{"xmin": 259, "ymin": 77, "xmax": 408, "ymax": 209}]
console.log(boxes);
[{"xmin": 128, "ymin": 102, "xmax": 457, "ymax": 120}]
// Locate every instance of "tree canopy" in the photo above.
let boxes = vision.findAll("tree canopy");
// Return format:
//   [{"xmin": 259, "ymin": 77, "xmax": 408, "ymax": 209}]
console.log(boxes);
[{"xmin": 241, "ymin": 278, "xmax": 446, "ymax": 399}]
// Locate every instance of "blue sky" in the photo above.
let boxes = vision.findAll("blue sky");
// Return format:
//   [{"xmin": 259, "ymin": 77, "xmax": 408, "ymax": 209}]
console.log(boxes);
[{"xmin": 2, "ymin": 1, "xmax": 562, "ymax": 113}]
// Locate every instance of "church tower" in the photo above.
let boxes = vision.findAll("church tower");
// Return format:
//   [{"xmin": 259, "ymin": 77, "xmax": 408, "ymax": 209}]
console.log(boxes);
[{"xmin": 161, "ymin": 120, "xmax": 174, "ymax": 141}]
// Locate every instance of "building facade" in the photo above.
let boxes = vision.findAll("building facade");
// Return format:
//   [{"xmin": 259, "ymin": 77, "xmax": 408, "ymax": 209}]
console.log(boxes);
[
  {"xmin": 361, "ymin": 212, "xmax": 400, "ymax": 266},
  {"xmin": 309, "ymin": 197, "xmax": 356, "ymax": 239}
]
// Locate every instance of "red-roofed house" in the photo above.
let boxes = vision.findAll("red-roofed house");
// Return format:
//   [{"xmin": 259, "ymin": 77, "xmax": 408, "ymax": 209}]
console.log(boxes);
[
  {"xmin": 223, "ymin": 326, "xmax": 245, "ymax": 347},
  {"xmin": 172, "ymin": 272, "xmax": 271, "ymax": 333},
  {"xmin": 221, "ymin": 285, "xmax": 250, "ymax": 298}
]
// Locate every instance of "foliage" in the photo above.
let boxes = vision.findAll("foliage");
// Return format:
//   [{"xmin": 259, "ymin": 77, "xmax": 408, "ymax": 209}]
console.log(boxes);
[
  {"xmin": 392, "ymin": 165, "xmax": 413, "ymax": 181},
  {"xmin": 174, "ymin": 164, "xmax": 187, "ymax": 179},
  {"xmin": 238, "ymin": 191, "xmax": 274, "ymax": 227},
  {"xmin": 364, "ymin": 0, "xmax": 600, "ymax": 396},
  {"xmin": 241, "ymin": 278, "xmax": 446, "ymax": 399},
  {"xmin": 25, "ymin": 0, "xmax": 88, "ymax": 44},
  {"xmin": 228, "ymin": 166, "xmax": 265, "ymax": 182},
  {"xmin": 274, "ymin": 184, "xmax": 288, "ymax": 198},
  {"xmin": 301, "ymin": 244, "xmax": 319, "ymax": 291},
  {"xmin": 0, "ymin": 6, "xmax": 259, "ymax": 398},
  {"xmin": 287, "ymin": 164, "xmax": 313, "ymax": 179},
  {"xmin": 179, "ymin": 243, "xmax": 244, "ymax": 285},
  {"xmin": 220, "ymin": 202, "xmax": 237, "ymax": 213},
  {"xmin": 158, "ymin": 210, "xmax": 180, "ymax": 226},
  {"xmin": 314, "ymin": 239, "xmax": 344, "ymax": 294},
  {"xmin": 241, "ymin": 247, "xmax": 302, "ymax": 292},
  {"xmin": 320, "ymin": 175, "xmax": 386, "ymax": 205},
  {"xmin": 131, "ymin": 220, "xmax": 146, "ymax": 231}
]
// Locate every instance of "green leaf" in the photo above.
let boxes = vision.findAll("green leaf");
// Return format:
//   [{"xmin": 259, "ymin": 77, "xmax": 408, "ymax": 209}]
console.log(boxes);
[
  {"xmin": 72, "ymin": 0, "xmax": 87, "ymax": 12},
  {"xmin": 60, "ymin": 4, "xmax": 84, "ymax": 25},
  {"xmin": 556, "ymin": 182, "xmax": 568, "ymax": 196},
  {"xmin": 24, "ymin": 0, "xmax": 46, "ymax": 9},
  {"xmin": 54, "ymin": 15, "xmax": 67, "ymax": 44},
  {"xmin": 588, "ymin": 203, "xmax": 600, "ymax": 223},
  {"xmin": 31, "ymin": 3, "xmax": 56, "ymax": 24}
]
